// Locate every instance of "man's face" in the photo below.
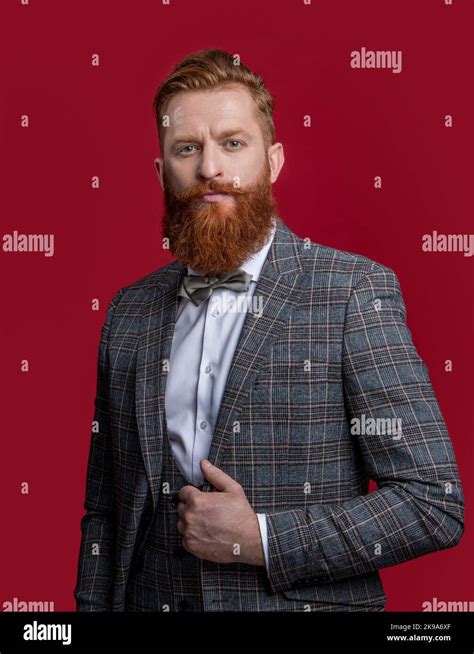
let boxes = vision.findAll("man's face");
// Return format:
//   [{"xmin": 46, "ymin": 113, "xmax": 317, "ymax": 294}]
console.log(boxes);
[{"xmin": 155, "ymin": 85, "xmax": 284, "ymax": 276}]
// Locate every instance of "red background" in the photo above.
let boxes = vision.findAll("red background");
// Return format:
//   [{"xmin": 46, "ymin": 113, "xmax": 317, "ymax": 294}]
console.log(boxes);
[{"xmin": 0, "ymin": 0, "xmax": 472, "ymax": 611}]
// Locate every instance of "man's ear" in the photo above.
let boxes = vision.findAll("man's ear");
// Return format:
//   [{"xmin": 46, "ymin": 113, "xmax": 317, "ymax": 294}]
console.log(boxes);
[
  {"xmin": 154, "ymin": 157, "xmax": 164, "ymax": 191},
  {"xmin": 267, "ymin": 142, "xmax": 285, "ymax": 184}
]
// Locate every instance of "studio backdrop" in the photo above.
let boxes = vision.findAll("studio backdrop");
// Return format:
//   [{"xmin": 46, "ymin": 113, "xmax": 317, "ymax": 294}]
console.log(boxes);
[{"xmin": 0, "ymin": 0, "xmax": 472, "ymax": 613}]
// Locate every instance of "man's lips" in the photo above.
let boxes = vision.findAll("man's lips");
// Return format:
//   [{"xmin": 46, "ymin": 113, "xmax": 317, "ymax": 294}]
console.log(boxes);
[{"xmin": 200, "ymin": 192, "xmax": 231, "ymax": 203}]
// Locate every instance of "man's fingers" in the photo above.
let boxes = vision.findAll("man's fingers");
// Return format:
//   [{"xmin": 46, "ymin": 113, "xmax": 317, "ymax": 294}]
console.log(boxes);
[
  {"xmin": 178, "ymin": 484, "xmax": 201, "ymax": 504},
  {"xmin": 200, "ymin": 459, "xmax": 242, "ymax": 493}
]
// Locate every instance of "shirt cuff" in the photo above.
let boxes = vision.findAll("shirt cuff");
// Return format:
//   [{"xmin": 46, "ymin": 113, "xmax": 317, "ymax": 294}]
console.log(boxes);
[{"xmin": 256, "ymin": 512, "xmax": 270, "ymax": 571}]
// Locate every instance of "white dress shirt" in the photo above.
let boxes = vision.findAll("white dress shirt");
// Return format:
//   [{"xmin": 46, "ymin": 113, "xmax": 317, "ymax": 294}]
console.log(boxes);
[{"xmin": 164, "ymin": 218, "xmax": 277, "ymax": 571}]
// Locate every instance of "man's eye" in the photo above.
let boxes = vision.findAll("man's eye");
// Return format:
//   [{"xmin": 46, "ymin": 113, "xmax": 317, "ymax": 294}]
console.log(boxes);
[
  {"xmin": 177, "ymin": 141, "xmax": 243, "ymax": 155},
  {"xmin": 177, "ymin": 145, "xmax": 197, "ymax": 155}
]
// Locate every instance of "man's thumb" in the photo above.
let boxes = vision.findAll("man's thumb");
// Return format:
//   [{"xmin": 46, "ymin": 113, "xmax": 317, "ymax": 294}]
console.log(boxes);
[{"xmin": 200, "ymin": 459, "xmax": 239, "ymax": 492}]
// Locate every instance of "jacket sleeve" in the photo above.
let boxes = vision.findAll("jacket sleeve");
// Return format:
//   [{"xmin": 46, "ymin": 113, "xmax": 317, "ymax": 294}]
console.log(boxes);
[
  {"xmin": 264, "ymin": 265, "xmax": 464, "ymax": 593},
  {"xmin": 73, "ymin": 290, "xmax": 124, "ymax": 611}
]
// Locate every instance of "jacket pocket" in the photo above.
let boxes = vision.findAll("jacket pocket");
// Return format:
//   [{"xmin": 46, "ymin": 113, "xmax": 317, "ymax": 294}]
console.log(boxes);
[{"xmin": 280, "ymin": 572, "xmax": 387, "ymax": 609}]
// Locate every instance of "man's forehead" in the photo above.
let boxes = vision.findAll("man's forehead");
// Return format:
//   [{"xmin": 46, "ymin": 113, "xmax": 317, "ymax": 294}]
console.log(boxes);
[
  {"xmin": 167, "ymin": 88, "xmax": 255, "ymax": 130},
  {"xmin": 172, "ymin": 104, "xmax": 242, "ymax": 126}
]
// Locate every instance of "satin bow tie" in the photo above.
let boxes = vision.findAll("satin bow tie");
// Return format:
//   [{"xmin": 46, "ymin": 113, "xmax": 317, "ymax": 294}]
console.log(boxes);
[{"xmin": 178, "ymin": 268, "xmax": 253, "ymax": 306}]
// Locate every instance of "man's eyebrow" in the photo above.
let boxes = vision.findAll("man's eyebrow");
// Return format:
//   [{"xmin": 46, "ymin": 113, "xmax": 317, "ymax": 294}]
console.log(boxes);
[{"xmin": 170, "ymin": 129, "xmax": 253, "ymax": 147}]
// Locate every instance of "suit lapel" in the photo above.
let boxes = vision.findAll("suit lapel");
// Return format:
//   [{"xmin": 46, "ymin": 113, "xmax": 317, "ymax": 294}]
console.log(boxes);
[
  {"xmin": 135, "ymin": 260, "xmax": 185, "ymax": 513},
  {"xmin": 201, "ymin": 218, "xmax": 306, "ymax": 490},
  {"xmin": 135, "ymin": 217, "xmax": 307, "ymax": 507}
]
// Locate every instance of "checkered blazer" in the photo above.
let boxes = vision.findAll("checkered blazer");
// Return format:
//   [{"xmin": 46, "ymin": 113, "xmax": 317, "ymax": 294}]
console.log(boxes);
[{"xmin": 74, "ymin": 216, "xmax": 464, "ymax": 611}]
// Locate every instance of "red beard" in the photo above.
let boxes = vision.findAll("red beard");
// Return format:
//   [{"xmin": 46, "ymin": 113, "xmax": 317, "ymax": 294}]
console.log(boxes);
[{"xmin": 162, "ymin": 162, "xmax": 277, "ymax": 277}]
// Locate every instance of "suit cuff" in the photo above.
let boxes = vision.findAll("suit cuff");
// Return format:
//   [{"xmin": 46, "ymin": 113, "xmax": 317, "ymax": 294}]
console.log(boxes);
[
  {"xmin": 265, "ymin": 508, "xmax": 331, "ymax": 593},
  {"xmin": 256, "ymin": 513, "xmax": 270, "ymax": 571}
]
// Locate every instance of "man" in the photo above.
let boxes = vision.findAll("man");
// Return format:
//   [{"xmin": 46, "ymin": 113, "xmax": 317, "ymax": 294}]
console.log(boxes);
[{"xmin": 74, "ymin": 49, "xmax": 464, "ymax": 612}]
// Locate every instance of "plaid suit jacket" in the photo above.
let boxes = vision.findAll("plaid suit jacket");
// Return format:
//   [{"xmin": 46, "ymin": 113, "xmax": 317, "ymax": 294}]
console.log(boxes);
[{"xmin": 74, "ymin": 216, "xmax": 464, "ymax": 611}]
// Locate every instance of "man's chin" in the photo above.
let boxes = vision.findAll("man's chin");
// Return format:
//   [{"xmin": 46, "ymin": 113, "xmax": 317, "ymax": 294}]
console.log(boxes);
[{"xmin": 192, "ymin": 199, "xmax": 238, "ymax": 226}]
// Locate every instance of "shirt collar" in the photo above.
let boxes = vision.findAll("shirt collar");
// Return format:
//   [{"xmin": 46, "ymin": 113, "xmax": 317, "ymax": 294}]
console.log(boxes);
[{"xmin": 186, "ymin": 216, "xmax": 276, "ymax": 283}]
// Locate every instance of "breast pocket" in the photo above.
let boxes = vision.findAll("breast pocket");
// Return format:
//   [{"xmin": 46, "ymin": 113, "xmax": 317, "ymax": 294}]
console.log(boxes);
[
  {"xmin": 252, "ymin": 360, "xmax": 338, "ymax": 413},
  {"xmin": 254, "ymin": 360, "xmax": 330, "ymax": 386}
]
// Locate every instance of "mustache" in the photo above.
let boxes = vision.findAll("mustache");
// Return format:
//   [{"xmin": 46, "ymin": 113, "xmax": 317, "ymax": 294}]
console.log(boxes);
[{"xmin": 166, "ymin": 179, "xmax": 251, "ymax": 204}]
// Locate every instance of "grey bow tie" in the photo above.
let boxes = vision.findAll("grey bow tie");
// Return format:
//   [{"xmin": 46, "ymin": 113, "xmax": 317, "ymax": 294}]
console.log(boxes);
[{"xmin": 178, "ymin": 268, "xmax": 253, "ymax": 306}]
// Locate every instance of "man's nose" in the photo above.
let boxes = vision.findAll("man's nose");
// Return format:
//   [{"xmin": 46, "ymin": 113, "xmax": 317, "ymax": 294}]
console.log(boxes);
[{"xmin": 197, "ymin": 143, "xmax": 225, "ymax": 180}]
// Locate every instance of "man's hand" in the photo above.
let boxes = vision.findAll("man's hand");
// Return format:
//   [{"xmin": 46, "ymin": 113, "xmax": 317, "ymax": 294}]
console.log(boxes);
[{"xmin": 176, "ymin": 459, "xmax": 265, "ymax": 566}]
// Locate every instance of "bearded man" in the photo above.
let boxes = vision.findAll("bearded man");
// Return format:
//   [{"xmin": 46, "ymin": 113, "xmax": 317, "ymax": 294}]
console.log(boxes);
[{"xmin": 74, "ymin": 49, "xmax": 464, "ymax": 613}]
